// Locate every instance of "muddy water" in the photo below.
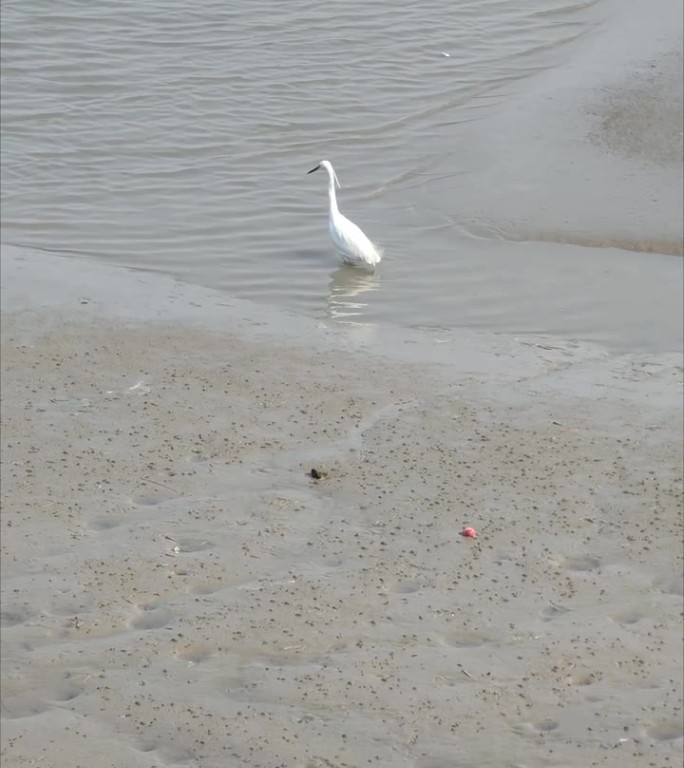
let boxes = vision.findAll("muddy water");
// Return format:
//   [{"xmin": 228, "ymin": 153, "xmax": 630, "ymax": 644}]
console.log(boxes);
[{"xmin": 2, "ymin": 0, "xmax": 682, "ymax": 348}]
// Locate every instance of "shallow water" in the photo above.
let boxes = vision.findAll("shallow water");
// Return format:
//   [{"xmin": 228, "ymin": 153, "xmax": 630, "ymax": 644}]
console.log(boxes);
[{"xmin": 3, "ymin": 0, "xmax": 682, "ymax": 349}]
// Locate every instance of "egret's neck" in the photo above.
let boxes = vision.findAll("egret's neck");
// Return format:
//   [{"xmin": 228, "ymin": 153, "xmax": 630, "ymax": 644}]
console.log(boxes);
[{"xmin": 326, "ymin": 174, "xmax": 339, "ymax": 216}]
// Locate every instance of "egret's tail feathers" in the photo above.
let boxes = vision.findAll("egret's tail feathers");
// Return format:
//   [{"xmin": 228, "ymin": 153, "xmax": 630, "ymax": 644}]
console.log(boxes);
[{"xmin": 367, "ymin": 244, "xmax": 383, "ymax": 266}]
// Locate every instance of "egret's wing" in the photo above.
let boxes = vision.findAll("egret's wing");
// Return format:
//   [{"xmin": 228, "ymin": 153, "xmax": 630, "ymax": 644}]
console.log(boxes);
[{"xmin": 330, "ymin": 213, "xmax": 381, "ymax": 265}]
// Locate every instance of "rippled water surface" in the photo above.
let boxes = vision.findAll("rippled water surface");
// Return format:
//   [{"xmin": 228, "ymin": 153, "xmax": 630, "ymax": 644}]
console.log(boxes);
[{"xmin": 2, "ymin": 0, "xmax": 682, "ymax": 348}]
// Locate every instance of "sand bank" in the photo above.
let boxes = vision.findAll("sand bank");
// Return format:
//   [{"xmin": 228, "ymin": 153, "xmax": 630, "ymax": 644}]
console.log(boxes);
[{"xmin": 431, "ymin": 0, "xmax": 684, "ymax": 256}]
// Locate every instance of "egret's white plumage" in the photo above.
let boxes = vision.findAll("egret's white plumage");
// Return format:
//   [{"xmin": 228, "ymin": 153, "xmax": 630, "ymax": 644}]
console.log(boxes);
[{"xmin": 307, "ymin": 160, "xmax": 382, "ymax": 269}]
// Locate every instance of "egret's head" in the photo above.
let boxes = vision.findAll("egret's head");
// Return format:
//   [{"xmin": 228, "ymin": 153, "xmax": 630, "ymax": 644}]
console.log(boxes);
[{"xmin": 307, "ymin": 160, "xmax": 340, "ymax": 189}]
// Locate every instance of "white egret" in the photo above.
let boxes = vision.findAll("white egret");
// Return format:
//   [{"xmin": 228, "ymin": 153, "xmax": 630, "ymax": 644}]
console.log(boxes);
[{"xmin": 307, "ymin": 160, "xmax": 382, "ymax": 269}]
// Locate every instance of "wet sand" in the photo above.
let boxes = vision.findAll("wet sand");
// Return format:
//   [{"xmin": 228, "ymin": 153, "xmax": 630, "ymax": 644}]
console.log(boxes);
[
  {"xmin": 1, "ymin": 247, "xmax": 682, "ymax": 767},
  {"xmin": 433, "ymin": 0, "xmax": 683, "ymax": 256}
]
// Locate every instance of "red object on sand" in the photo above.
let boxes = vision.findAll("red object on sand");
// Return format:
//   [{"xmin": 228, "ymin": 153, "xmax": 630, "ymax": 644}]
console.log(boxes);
[{"xmin": 461, "ymin": 527, "xmax": 478, "ymax": 538}]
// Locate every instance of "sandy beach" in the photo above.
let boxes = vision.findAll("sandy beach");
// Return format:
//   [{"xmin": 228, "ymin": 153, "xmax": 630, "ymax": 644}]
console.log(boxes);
[
  {"xmin": 2, "ymin": 0, "xmax": 683, "ymax": 764},
  {"xmin": 1, "ymin": 246, "xmax": 682, "ymax": 767}
]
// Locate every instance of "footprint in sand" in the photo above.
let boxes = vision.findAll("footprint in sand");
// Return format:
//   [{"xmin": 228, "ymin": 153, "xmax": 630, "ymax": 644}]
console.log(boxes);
[
  {"xmin": 174, "ymin": 643, "xmax": 213, "ymax": 664},
  {"xmin": 644, "ymin": 718, "xmax": 684, "ymax": 741},
  {"xmin": 440, "ymin": 630, "xmax": 493, "ymax": 648},
  {"xmin": 53, "ymin": 673, "xmax": 84, "ymax": 703},
  {"xmin": 0, "ymin": 606, "xmax": 35, "ymax": 627},
  {"xmin": 562, "ymin": 554, "xmax": 602, "ymax": 572},
  {"xmin": 511, "ymin": 718, "xmax": 560, "ymax": 742},
  {"xmin": 129, "ymin": 602, "xmax": 174, "ymax": 630},
  {"xmin": 0, "ymin": 683, "xmax": 50, "ymax": 719},
  {"xmin": 132, "ymin": 490, "xmax": 178, "ymax": 506},
  {"xmin": 539, "ymin": 602, "xmax": 570, "ymax": 621},
  {"xmin": 88, "ymin": 514, "xmax": 124, "ymax": 531},
  {"xmin": 188, "ymin": 580, "xmax": 223, "ymax": 595}
]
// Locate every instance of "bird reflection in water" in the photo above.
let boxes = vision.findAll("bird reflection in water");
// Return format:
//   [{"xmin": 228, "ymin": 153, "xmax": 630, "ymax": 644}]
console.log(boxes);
[{"xmin": 327, "ymin": 265, "xmax": 380, "ymax": 324}]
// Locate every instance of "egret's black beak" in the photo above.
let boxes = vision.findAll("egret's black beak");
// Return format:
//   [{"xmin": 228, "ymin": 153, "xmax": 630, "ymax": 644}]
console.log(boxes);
[{"xmin": 307, "ymin": 165, "xmax": 321, "ymax": 174}]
